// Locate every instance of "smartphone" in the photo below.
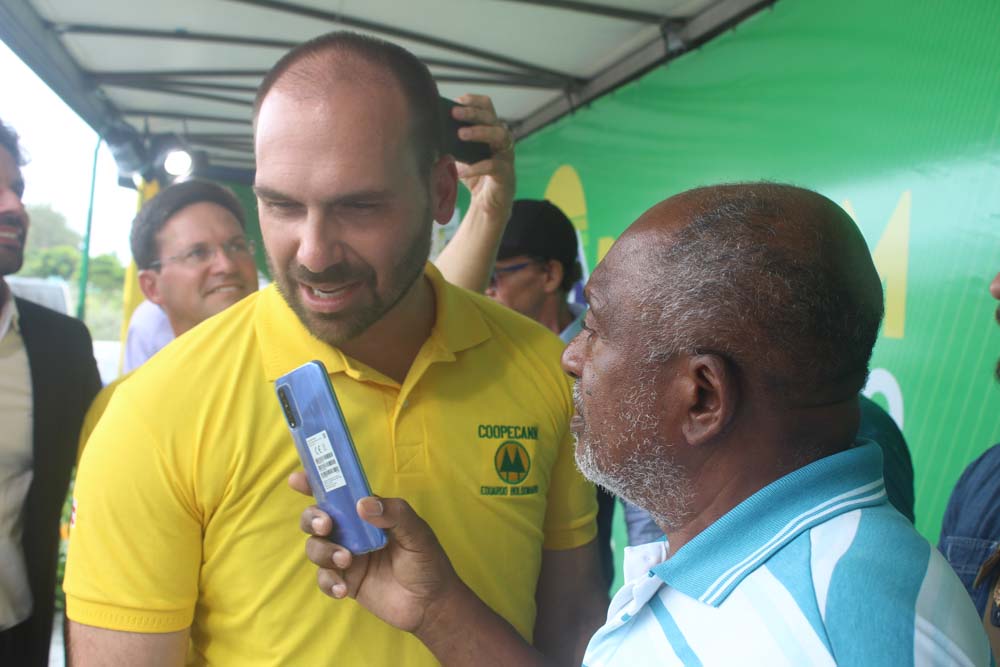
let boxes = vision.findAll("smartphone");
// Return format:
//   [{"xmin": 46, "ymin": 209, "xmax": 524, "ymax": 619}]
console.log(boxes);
[
  {"xmin": 276, "ymin": 361, "xmax": 387, "ymax": 554},
  {"xmin": 439, "ymin": 96, "xmax": 493, "ymax": 165}
]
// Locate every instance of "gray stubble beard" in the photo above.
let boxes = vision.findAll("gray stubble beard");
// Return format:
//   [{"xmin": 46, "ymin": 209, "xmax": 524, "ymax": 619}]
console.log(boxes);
[{"xmin": 572, "ymin": 380, "xmax": 694, "ymax": 533}]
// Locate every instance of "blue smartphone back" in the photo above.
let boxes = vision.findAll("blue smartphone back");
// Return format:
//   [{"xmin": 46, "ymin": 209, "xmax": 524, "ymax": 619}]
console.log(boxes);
[{"xmin": 276, "ymin": 361, "xmax": 387, "ymax": 554}]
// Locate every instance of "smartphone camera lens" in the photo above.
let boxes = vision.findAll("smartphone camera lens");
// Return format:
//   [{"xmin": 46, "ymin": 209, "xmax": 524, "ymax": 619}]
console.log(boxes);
[{"xmin": 278, "ymin": 387, "xmax": 297, "ymax": 428}]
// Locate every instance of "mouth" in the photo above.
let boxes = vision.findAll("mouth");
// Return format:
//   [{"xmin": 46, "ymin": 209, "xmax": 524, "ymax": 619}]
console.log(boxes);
[
  {"xmin": 298, "ymin": 280, "xmax": 363, "ymax": 314},
  {"xmin": 0, "ymin": 225, "xmax": 25, "ymax": 249},
  {"xmin": 204, "ymin": 283, "xmax": 246, "ymax": 298}
]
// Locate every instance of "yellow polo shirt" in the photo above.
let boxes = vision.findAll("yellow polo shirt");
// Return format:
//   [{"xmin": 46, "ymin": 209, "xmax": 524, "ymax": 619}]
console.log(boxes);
[{"xmin": 65, "ymin": 264, "xmax": 595, "ymax": 666}]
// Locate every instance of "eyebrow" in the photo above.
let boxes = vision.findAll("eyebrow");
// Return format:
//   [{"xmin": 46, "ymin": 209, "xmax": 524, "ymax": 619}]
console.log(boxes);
[
  {"xmin": 252, "ymin": 185, "xmax": 392, "ymax": 206},
  {"xmin": 252, "ymin": 185, "xmax": 294, "ymax": 201}
]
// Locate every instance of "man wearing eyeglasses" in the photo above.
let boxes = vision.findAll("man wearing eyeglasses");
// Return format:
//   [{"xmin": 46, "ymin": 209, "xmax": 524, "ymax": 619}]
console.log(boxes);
[
  {"xmin": 75, "ymin": 180, "xmax": 260, "ymax": 453},
  {"xmin": 132, "ymin": 179, "xmax": 260, "ymax": 339},
  {"xmin": 486, "ymin": 199, "xmax": 585, "ymax": 344}
]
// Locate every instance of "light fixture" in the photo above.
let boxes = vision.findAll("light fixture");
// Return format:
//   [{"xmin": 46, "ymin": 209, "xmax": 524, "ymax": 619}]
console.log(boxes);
[{"xmin": 163, "ymin": 149, "xmax": 194, "ymax": 177}]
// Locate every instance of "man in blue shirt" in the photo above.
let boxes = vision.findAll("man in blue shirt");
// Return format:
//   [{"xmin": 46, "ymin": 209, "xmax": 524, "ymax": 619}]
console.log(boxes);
[
  {"xmin": 938, "ymin": 268, "xmax": 1000, "ymax": 620},
  {"xmin": 295, "ymin": 183, "xmax": 988, "ymax": 665}
]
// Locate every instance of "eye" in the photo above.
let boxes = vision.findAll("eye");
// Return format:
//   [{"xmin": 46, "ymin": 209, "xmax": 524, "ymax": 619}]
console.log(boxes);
[
  {"xmin": 185, "ymin": 245, "xmax": 213, "ymax": 263},
  {"xmin": 226, "ymin": 239, "xmax": 251, "ymax": 254},
  {"xmin": 339, "ymin": 200, "xmax": 381, "ymax": 215},
  {"xmin": 262, "ymin": 199, "xmax": 301, "ymax": 216}
]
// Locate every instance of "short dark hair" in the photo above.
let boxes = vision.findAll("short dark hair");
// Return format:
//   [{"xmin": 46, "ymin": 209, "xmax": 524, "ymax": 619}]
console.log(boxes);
[
  {"xmin": 497, "ymin": 199, "xmax": 582, "ymax": 293},
  {"xmin": 130, "ymin": 179, "xmax": 247, "ymax": 270},
  {"xmin": 0, "ymin": 119, "xmax": 26, "ymax": 166},
  {"xmin": 253, "ymin": 31, "xmax": 444, "ymax": 170}
]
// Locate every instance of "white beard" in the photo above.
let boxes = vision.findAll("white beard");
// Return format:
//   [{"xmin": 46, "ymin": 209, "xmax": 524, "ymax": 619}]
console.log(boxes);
[{"xmin": 573, "ymin": 381, "xmax": 694, "ymax": 531}]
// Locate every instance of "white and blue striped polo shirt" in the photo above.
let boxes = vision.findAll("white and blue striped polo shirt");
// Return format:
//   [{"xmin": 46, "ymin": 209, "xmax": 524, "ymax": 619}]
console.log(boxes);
[{"xmin": 583, "ymin": 442, "xmax": 990, "ymax": 666}]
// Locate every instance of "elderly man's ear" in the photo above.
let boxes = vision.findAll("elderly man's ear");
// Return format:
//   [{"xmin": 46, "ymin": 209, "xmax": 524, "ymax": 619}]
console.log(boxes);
[{"xmin": 678, "ymin": 354, "xmax": 737, "ymax": 446}]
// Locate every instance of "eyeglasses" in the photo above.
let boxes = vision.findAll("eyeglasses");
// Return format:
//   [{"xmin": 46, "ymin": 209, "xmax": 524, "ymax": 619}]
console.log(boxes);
[
  {"xmin": 150, "ymin": 238, "xmax": 256, "ymax": 270},
  {"xmin": 488, "ymin": 258, "xmax": 543, "ymax": 288}
]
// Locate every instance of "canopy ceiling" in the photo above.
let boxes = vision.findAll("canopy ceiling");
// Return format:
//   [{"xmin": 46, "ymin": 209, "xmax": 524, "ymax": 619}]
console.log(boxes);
[{"xmin": 1, "ymin": 0, "xmax": 773, "ymax": 184}]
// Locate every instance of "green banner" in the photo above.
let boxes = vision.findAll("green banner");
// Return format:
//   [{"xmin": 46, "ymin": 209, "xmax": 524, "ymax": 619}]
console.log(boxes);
[{"xmin": 515, "ymin": 0, "xmax": 1000, "ymax": 547}]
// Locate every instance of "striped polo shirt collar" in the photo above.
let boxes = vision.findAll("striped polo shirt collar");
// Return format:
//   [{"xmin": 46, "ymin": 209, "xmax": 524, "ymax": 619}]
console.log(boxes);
[{"xmin": 650, "ymin": 440, "xmax": 887, "ymax": 606}]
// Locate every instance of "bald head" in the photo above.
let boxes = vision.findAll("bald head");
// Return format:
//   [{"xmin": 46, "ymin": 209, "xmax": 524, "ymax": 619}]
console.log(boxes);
[
  {"xmin": 606, "ymin": 183, "xmax": 883, "ymax": 404},
  {"xmin": 254, "ymin": 31, "xmax": 444, "ymax": 170}
]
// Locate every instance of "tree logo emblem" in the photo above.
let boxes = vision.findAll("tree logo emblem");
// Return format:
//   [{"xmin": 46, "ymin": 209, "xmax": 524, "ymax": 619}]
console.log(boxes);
[{"xmin": 494, "ymin": 440, "xmax": 531, "ymax": 485}]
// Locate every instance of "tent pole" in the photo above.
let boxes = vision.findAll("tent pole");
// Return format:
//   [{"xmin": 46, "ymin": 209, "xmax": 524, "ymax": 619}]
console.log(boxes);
[{"xmin": 76, "ymin": 135, "xmax": 101, "ymax": 319}]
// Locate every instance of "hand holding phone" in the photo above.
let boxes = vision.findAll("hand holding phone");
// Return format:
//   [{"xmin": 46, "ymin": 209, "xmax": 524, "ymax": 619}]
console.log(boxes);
[
  {"xmin": 440, "ymin": 96, "xmax": 494, "ymax": 165},
  {"xmin": 276, "ymin": 361, "xmax": 387, "ymax": 554}
]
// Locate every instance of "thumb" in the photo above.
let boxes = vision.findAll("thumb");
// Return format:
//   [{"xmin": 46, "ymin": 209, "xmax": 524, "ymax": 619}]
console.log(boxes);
[{"xmin": 357, "ymin": 496, "xmax": 437, "ymax": 552}]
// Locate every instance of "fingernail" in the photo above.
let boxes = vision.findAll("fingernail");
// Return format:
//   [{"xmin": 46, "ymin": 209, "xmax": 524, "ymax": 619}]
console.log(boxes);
[
  {"xmin": 333, "ymin": 550, "xmax": 350, "ymax": 568},
  {"xmin": 311, "ymin": 517, "xmax": 324, "ymax": 533},
  {"xmin": 458, "ymin": 128, "xmax": 470, "ymax": 139},
  {"xmin": 332, "ymin": 583, "xmax": 347, "ymax": 598},
  {"xmin": 362, "ymin": 498, "xmax": 384, "ymax": 516}
]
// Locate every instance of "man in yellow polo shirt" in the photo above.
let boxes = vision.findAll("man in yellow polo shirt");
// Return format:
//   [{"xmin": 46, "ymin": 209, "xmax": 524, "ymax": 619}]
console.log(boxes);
[{"xmin": 64, "ymin": 31, "xmax": 605, "ymax": 666}]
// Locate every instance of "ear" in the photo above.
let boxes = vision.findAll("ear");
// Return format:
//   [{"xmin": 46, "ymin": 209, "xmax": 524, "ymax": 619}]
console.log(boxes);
[
  {"xmin": 680, "ymin": 353, "xmax": 737, "ymax": 446},
  {"xmin": 430, "ymin": 155, "xmax": 459, "ymax": 226},
  {"xmin": 138, "ymin": 269, "xmax": 163, "ymax": 305},
  {"xmin": 541, "ymin": 260, "xmax": 564, "ymax": 294}
]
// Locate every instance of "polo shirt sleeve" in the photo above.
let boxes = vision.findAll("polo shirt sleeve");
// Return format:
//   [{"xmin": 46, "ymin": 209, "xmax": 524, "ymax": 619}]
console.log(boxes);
[
  {"xmin": 64, "ymin": 386, "xmax": 201, "ymax": 633},
  {"xmin": 542, "ymin": 424, "xmax": 598, "ymax": 551}
]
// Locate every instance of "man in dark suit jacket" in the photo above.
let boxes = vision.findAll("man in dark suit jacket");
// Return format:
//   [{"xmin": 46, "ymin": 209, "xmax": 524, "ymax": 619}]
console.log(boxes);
[{"xmin": 0, "ymin": 119, "xmax": 100, "ymax": 665}]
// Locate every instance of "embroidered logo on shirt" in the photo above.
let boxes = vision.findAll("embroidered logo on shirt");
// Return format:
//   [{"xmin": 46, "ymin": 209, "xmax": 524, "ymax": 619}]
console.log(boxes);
[
  {"xmin": 478, "ymin": 426, "xmax": 539, "ymax": 497},
  {"xmin": 495, "ymin": 440, "xmax": 532, "ymax": 485}
]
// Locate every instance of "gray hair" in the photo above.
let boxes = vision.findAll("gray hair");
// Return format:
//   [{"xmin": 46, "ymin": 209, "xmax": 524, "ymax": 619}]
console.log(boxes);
[{"xmin": 635, "ymin": 184, "xmax": 884, "ymax": 397}]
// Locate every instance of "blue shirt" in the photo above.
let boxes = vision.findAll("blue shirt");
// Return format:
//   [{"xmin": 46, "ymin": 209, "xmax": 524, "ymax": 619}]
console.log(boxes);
[
  {"xmin": 583, "ymin": 442, "xmax": 989, "ymax": 666},
  {"xmin": 939, "ymin": 442, "xmax": 1000, "ymax": 617},
  {"xmin": 123, "ymin": 300, "xmax": 174, "ymax": 373}
]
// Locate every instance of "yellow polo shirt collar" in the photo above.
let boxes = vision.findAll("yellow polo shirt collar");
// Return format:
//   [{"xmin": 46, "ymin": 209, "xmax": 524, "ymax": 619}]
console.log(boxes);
[{"xmin": 255, "ymin": 262, "xmax": 491, "ymax": 384}]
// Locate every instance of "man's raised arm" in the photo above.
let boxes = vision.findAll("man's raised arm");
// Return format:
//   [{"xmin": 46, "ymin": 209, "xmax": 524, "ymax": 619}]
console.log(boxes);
[{"xmin": 433, "ymin": 94, "xmax": 515, "ymax": 293}]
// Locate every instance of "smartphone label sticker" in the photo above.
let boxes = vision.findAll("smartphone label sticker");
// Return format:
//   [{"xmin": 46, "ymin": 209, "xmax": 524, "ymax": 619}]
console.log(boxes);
[{"xmin": 306, "ymin": 430, "xmax": 347, "ymax": 492}]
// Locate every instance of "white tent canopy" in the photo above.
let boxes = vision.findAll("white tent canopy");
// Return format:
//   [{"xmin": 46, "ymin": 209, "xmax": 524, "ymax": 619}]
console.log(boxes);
[{"xmin": 1, "ymin": 0, "xmax": 772, "ymax": 183}]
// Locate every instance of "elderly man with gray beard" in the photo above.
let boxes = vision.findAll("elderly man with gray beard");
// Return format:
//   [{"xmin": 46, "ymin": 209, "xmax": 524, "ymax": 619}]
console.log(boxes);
[{"xmin": 294, "ymin": 182, "xmax": 990, "ymax": 666}]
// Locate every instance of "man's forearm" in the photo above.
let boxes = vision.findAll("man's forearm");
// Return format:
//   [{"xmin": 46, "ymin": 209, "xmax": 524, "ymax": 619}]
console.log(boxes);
[
  {"xmin": 533, "ymin": 541, "xmax": 609, "ymax": 666},
  {"xmin": 433, "ymin": 201, "xmax": 510, "ymax": 293},
  {"xmin": 416, "ymin": 580, "xmax": 551, "ymax": 667}
]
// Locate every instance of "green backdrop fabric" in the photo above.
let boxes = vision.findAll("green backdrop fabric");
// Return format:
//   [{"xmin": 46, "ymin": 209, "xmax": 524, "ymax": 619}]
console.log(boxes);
[{"xmin": 514, "ymin": 0, "xmax": 1000, "ymax": 571}]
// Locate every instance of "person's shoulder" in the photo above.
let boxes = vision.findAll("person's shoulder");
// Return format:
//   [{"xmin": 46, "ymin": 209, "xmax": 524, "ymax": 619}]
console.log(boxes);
[
  {"xmin": 16, "ymin": 296, "xmax": 92, "ymax": 341},
  {"xmin": 858, "ymin": 395, "xmax": 905, "ymax": 441},
  {"xmin": 127, "ymin": 299, "xmax": 170, "ymax": 332},
  {"xmin": 459, "ymin": 286, "xmax": 566, "ymax": 356},
  {"xmin": 811, "ymin": 503, "xmax": 982, "ymax": 634},
  {"xmin": 122, "ymin": 291, "xmax": 262, "ymax": 396},
  {"xmin": 962, "ymin": 442, "xmax": 1000, "ymax": 478},
  {"xmin": 950, "ymin": 442, "xmax": 1000, "ymax": 501}
]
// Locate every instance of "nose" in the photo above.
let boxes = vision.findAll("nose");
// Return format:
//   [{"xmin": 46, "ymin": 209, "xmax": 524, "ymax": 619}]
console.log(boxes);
[
  {"xmin": 990, "ymin": 271, "xmax": 1000, "ymax": 300},
  {"xmin": 206, "ymin": 243, "xmax": 242, "ymax": 276},
  {"xmin": 297, "ymin": 210, "xmax": 345, "ymax": 272},
  {"xmin": 0, "ymin": 186, "xmax": 24, "ymax": 216},
  {"xmin": 561, "ymin": 334, "xmax": 583, "ymax": 379}
]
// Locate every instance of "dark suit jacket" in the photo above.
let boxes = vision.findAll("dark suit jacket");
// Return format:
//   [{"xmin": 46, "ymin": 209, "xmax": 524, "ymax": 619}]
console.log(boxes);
[{"xmin": 15, "ymin": 297, "xmax": 100, "ymax": 666}]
